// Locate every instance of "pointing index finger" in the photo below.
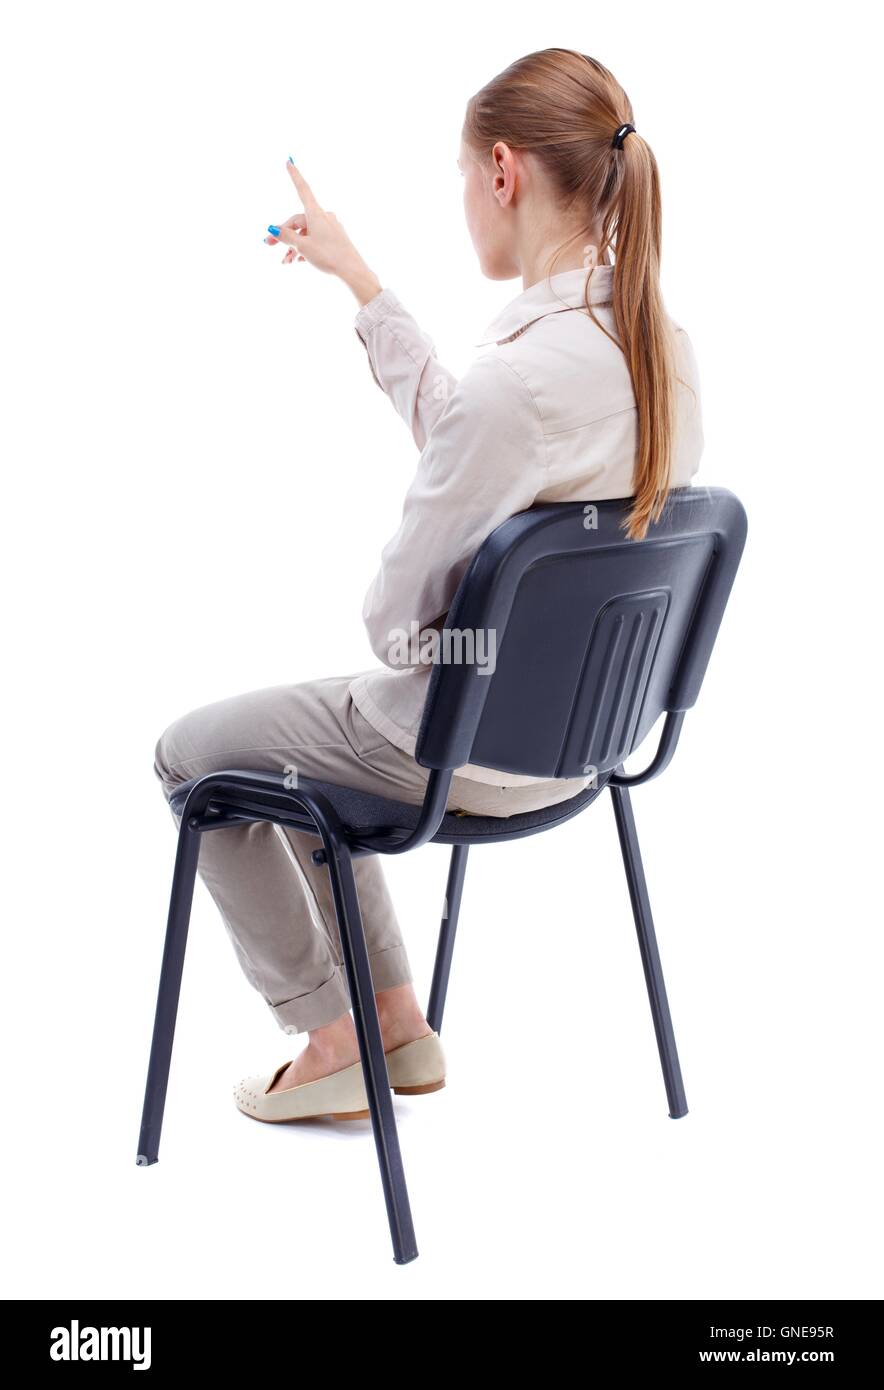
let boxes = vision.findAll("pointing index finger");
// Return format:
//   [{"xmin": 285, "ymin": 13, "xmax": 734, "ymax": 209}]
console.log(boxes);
[{"xmin": 286, "ymin": 158, "xmax": 321, "ymax": 213}]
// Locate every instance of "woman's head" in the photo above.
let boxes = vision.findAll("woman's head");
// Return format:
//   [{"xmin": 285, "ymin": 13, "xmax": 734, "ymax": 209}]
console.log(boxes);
[{"xmin": 461, "ymin": 48, "xmax": 682, "ymax": 540}]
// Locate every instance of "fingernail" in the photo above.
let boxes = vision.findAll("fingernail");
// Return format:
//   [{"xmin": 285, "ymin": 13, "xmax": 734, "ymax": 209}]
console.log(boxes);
[
  {"xmin": 267, "ymin": 225, "xmax": 281, "ymax": 236},
  {"xmin": 287, "ymin": 155, "xmax": 294, "ymax": 165}
]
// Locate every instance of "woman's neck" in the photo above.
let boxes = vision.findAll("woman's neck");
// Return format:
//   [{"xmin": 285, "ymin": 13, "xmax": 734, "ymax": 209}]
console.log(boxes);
[{"xmin": 520, "ymin": 236, "xmax": 611, "ymax": 290}]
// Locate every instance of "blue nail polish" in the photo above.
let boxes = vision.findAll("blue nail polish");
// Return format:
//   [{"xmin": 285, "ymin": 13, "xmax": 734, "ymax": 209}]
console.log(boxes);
[
  {"xmin": 268, "ymin": 225, "xmax": 281, "ymax": 236},
  {"xmin": 287, "ymin": 155, "xmax": 294, "ymax": 165}
]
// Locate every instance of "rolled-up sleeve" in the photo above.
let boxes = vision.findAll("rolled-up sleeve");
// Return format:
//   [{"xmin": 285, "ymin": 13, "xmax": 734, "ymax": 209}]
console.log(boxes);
[
  {"xmin": 354, "ymin": 288, "xmax": 459, "ymax": 451},
  {"xmin": 361, "ymin": 352, "xmax": 546, "ymax": 668}
]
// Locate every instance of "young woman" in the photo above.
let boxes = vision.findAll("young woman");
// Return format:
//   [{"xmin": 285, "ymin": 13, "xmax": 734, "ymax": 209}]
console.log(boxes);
[{"xmin": 153, "ymin": 47, "xmax": 703, "ymax": 1123}]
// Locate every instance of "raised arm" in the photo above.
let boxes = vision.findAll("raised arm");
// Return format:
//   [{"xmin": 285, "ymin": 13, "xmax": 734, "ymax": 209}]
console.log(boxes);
[
  {"xmin": 265, "ymin": 158, "xmax": 458, "ymax": 450},
  {"xmin": 354, "ymin": 289, "xmax": 459, "ymax": 451}
]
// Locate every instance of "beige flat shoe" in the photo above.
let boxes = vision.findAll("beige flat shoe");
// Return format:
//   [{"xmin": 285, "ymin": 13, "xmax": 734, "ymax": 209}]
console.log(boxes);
[
  {"xmin": 234, "ymin": 1058, "xmax": 369, "ymax": 1123},
  {"xmin": 384, "ymin": 1030, "xmax": 446, "ymax": 1095},
  {"xmin": 234, "ymin": 1030, "xmax": 447, "ymax": 1124}
]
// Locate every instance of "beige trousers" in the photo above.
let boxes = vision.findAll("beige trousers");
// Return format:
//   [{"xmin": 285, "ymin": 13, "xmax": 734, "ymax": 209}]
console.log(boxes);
[{"xmin": 153, "ymin": 672, "xmax": 587, "ymax": 1034}]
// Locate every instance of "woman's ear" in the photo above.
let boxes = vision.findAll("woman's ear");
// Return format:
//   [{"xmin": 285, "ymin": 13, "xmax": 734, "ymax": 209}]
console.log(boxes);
[{"xmin": 490, "ymin": 141, "xmax": 518, "ymax": 208}]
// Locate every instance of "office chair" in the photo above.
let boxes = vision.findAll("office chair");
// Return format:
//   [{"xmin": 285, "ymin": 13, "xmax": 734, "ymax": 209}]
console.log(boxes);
[{"xmin": 137, "ymin": 486, "xmax": 747, "ymax": 1265}]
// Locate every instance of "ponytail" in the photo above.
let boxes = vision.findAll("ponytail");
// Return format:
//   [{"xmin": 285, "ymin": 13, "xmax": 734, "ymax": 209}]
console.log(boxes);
[{"xmin": 591, "ymin": 126, "xmax": 677, "ymax": 538}]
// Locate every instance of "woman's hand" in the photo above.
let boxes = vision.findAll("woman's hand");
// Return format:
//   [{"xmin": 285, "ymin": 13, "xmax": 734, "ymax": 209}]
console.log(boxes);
[{"xmin": 265, "ymin": 159, "xmax": 382, "ymax": 306}]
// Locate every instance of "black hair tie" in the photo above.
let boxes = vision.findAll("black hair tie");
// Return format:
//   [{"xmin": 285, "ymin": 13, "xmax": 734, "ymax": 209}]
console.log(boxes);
[{"xmin": 612, "ymin": 123, "xmax": 636, "ymax": 149}]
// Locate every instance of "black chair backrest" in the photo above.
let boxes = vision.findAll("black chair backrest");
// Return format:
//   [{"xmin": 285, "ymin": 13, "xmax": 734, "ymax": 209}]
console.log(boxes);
[{"xmin": 415, "ymin": 487, "xmax": 747, "ymax": 778}]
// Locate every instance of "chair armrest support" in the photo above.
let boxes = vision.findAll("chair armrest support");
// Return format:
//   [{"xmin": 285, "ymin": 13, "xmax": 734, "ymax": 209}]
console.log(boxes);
[{"xmin": 608, "ymin": 711, "xmax": 686, "ymax": 788}]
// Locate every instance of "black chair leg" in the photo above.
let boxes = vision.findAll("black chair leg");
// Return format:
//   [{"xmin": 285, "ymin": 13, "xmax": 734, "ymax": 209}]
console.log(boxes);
[
  {"xmin": 609, "ymin": 784, "xmax": 688, "ymax": 1119},
  {"xmin": 427, "ymin": 844, "xmax": 469, "ymax": 1035},
  {"xmin": 322, "ymin": 833, "xmax": 419, "ymax": 1265},
  {"xmin": 137, "ymin": 816, "xmax": 202, "ymax": 1166}
]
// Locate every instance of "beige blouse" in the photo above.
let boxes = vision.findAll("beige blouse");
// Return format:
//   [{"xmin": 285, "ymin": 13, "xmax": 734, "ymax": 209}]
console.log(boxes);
[{"xmin": 349, "ymin": 263, "xmax": 704, "ymax": 785}]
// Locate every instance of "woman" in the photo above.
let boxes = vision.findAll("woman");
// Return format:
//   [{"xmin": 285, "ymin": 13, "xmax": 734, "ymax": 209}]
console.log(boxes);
[{"xmin": 153, "ymin": 47, "xmax": 704, "ymax": 1122}]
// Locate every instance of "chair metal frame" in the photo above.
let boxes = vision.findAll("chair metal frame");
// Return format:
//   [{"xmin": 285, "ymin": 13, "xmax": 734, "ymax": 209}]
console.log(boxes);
[{"xmin": 137, "ymin": 487, "xmax": 747, "ymax": 1265}]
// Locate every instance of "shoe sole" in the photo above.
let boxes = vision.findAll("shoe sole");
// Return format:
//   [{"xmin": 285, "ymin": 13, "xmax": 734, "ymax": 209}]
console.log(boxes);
[{"xmin": 235, "ymin": 1105, "xmax": 372, "ymax": 1124}]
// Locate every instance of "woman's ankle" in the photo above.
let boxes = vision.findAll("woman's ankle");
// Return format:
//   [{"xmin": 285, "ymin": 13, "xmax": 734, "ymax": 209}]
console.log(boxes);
[
  {"xmin": 303, "ymin": 989, "xmax": 430, "ymax": 1065},
  {"xmin": 374, "ymin": 984, "xmax": 431, "ymax": 1046},
  {"xmin": 306, "ymin": 1012, "xmax": 359, "ymax": 1064}
]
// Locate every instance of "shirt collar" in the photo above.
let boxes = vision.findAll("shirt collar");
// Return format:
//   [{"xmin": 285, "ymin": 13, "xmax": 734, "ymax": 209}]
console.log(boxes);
[{"xmin": 475, "ymin": 263, "xmax": 615, "ymax": 347}]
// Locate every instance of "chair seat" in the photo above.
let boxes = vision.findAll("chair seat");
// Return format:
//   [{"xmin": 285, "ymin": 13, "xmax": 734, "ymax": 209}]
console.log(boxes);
[{"xmin": 168, "ymin": 769, "xmax": 610, "ymax": 847}]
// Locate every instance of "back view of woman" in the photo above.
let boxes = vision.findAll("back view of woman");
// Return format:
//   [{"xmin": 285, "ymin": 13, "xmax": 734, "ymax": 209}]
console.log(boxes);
[{"xmin": 154, "ymin": 48, "xmax": 704, "ymax": 1122}]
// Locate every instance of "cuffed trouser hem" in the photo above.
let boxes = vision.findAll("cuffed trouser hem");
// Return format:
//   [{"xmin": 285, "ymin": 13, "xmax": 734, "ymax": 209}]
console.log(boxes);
[
  {"xmin": 365, "ymin": 944, "xmax": 413, "ymax": 993},
  {"xmin": 269, "ymin": 945, "xmax": 414, "ymax": 1035}
]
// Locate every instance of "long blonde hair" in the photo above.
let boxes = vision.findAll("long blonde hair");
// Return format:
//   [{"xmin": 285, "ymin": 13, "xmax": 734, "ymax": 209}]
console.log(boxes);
[{"xmin": 463, "ymin": 48, "xmax": 690, "ymax": 540}]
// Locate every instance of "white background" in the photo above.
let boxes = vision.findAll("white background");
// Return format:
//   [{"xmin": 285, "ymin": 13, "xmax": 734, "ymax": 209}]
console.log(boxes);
[{"xmin": 2, "ymin": 0, "xmax": 881, "ymax": 1300}]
